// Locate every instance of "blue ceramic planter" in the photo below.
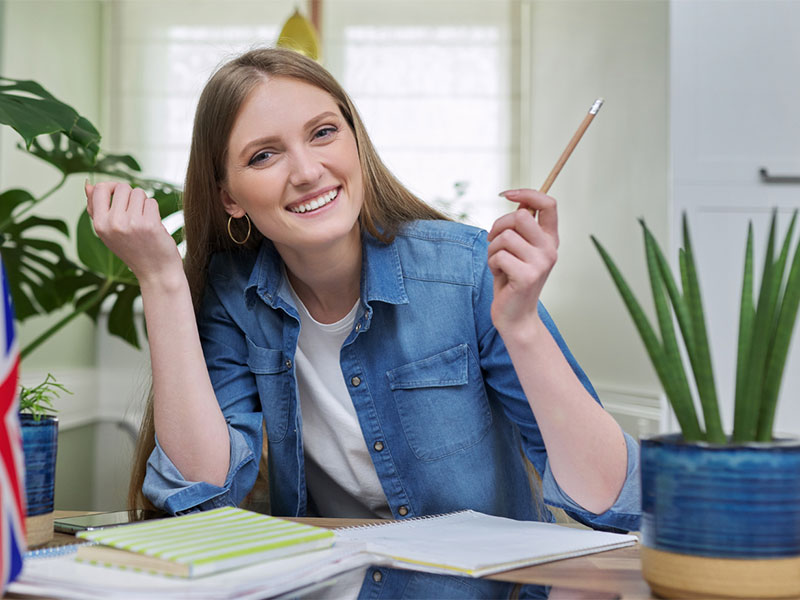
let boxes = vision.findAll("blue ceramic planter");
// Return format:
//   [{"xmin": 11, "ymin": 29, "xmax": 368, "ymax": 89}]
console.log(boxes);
[
  {"xmin": 20, "ymin": 414, "xmax": 58, "ymax": 517},
  {"xmin": 641, "ymin": 433, "xmax": 800, "ymax": 558},
  {"xmin": 641, "ymin": 433, "xmax": 800, "ymax": 598}
]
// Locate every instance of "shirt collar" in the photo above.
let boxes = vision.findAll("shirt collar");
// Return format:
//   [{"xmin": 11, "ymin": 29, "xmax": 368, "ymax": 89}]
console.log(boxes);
[{"xmin": 243, "ymin": 231, "xmax": 409, "ymax": 310}]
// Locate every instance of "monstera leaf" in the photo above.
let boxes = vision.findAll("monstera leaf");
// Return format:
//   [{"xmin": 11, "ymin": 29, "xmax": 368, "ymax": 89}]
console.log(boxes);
[
  {"xmin": 0, "ymin": 188, "xmax": 75, "ymax": 320},
  {"xmin": 74, "ymin": 210, "xmax": 141, "ymax": 348},
  {"xmin": 0, "ymin": 77, "xmax": 100, "ymax": 158},
  {"xmin": 27, "ymin": 134, "xmax": 140, "ymax": 178}
]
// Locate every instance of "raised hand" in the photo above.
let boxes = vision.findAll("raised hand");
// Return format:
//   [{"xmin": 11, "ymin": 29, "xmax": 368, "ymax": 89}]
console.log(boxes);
[
  {"xmin": 487, "ymin": 189, "xmax": 559, "ymax": 343},
  {"xmin": 85, "ymin": 181, "xmax": 183, "ymax": 284}
]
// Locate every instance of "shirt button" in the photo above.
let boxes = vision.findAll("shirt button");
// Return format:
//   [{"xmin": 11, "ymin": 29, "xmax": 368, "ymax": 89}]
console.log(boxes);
[
  {"xmin": 351, "ymin": 376, "xmax": 361, "ymax": 387},
  {"xmin": 284, "ymin": 359, "xmax": 292, "ymax": 369},
  {"xmin": 355, "ymin": 322, "xmax": 361, "ymax": 332},
  {"xmin": 372, "ymin": 570, "xmax": 383, "ymax": 583},
  {"xmin": 398, "ymin": 505, "xmax": 409, "ymax": 517},
  {"xmin": 373, "ymin": 441, "xmax": 384, "ymax": 452}
]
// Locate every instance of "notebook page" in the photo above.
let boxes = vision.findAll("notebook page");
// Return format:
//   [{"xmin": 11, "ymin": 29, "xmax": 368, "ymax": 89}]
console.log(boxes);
[{"xmin": 335, "ymin": 510, "xmax": 636, "ymax": 576}]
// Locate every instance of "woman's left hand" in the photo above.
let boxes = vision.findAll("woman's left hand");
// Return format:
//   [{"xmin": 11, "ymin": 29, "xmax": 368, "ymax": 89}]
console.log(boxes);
[{"xmin": 487, "ymin": 188, "xmax": 559, "ymax": 343}]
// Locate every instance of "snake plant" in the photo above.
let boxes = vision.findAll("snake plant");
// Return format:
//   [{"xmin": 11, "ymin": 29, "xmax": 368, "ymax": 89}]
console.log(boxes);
[{"xmin": 592, "ymin": 210, "xmax": 800, "ymax": 443}]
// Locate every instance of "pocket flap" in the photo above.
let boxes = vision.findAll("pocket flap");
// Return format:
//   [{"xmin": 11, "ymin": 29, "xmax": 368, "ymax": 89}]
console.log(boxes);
[
  {"xmin": 387, "ymin": 344, "xmax": 469, "ymax": 390},
  {"xmin": 246, "ymin": 337, "xmax": 286, "ymax": 375}
]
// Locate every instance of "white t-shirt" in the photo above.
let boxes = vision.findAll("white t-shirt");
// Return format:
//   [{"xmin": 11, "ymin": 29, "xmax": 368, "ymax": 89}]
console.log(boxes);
[{"xmin": 287, "ymin": 282, "xmax": 391, "ymax": 519}]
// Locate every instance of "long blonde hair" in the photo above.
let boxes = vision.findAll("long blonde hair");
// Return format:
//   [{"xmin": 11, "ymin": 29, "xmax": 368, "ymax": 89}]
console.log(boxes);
[{"xmin": 128, "ymin": 48, "xmax": 449, "ymax": 510}]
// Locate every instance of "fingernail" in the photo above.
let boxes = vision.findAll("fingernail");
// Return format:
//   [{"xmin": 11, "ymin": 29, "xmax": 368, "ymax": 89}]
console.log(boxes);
[{"xmin": 499, "ymin": 189, "xmax": 520, "ymax": 198}]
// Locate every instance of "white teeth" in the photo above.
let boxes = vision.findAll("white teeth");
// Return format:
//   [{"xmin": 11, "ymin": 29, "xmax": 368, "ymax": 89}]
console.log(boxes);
[{"xmin": 289, "ymin": 189, "xmax": 338, "ymax": 214}]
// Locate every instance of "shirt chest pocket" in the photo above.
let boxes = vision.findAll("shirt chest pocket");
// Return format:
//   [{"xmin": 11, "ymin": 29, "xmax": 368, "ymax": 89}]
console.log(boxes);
[
  {"xmin": 386, "ymin": 343, "xmax": 492, "ymax": 461},
  {"xmin": 246, "ymin": 337, "xmax": 291, "ymax": 443}
]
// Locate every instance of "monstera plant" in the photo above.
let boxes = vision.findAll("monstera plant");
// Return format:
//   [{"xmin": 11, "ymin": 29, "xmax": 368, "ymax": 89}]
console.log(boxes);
[{"xmin": 0, "ymin": 76, "xmax": 182, "ymax": 359}]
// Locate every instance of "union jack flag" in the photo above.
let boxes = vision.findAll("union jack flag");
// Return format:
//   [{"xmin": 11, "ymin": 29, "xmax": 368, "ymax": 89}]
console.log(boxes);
[{"xmin": 0, "ymin": 255, "xmax": 24, "ymax": 591}]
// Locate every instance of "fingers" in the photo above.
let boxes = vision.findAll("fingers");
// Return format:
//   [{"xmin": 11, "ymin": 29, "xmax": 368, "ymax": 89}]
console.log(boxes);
[
  {"xmin": 85, "ymin": 181, "xmax": 158, "ymax": 234},
  {"xmin": 497, "ymin": 188, "xmax": 558, "ymax": 240}
]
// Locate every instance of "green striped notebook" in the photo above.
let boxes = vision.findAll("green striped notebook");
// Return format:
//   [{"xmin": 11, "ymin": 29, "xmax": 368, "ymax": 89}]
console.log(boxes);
[{"xmin": 75, "ymin": 507, "xmax": 335, "ymax": 578}]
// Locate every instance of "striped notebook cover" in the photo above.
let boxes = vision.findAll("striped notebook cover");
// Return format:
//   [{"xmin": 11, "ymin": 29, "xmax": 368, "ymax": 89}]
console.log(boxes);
[{"xmin": 75, "ymin": 507, "xmax": 335, "ymax": 578}]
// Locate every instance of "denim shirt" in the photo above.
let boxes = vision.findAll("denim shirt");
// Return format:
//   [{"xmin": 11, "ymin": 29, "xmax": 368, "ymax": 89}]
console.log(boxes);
[{"xmin": 144, "ymin": 219, "xmax": 641, "ymax": 532}]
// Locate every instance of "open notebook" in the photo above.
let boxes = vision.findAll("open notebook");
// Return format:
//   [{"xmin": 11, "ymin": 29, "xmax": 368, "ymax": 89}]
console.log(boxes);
[
  {"xmin": 75, "ymin": 507, "xmax": 335, "ymax": 578},
  {"xmin": 335, "ymin": 509, "xmax": 637, "ymax": 577}
]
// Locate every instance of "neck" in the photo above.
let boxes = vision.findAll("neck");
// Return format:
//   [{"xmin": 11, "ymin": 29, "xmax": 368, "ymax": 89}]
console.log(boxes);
[{"xmin": 278, "ymin": 230, "xmax": 362, "ymax": 324}]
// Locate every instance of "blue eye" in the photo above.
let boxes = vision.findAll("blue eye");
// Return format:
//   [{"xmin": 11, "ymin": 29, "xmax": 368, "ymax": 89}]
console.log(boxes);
[
  {"xmin": 248, "ymin": 151, "xmax": 273, "ymax": 166},
  {"xmin": 314, "ymin": 127, "xmax": 336, "ymax": 139}
]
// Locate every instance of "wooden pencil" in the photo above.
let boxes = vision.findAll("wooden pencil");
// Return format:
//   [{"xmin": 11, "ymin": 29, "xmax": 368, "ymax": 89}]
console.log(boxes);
[{"xmin": 539, "ymin": 98, "xmax": 604, "ymax": 195}]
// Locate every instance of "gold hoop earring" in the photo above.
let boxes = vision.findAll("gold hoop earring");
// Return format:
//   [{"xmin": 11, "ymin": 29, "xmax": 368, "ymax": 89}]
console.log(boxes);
[{"xmin": 227, "ymin": 214, "xmax": 252, "ymax": 245}]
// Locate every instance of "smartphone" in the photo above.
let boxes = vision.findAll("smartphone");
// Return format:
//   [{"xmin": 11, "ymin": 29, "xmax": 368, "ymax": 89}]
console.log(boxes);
[{"xmin": 54, "ymin": 509, "xmax": 163, "ymax": 533}]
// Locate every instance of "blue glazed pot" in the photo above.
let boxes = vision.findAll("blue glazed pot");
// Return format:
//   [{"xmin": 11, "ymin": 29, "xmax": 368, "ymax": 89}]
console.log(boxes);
[
  {"xmin": 20, "ymin": 414, "xmax": 58, "ymax": 517},
  {"xmin": 641, "ymin": 433, "xmax": 800, "ymax": 598}
]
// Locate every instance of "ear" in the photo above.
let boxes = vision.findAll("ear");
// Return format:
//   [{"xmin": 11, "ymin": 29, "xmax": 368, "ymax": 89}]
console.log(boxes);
[{"xmin": 220, "ymin": 188, "xmax": 246, "ymax": 218}]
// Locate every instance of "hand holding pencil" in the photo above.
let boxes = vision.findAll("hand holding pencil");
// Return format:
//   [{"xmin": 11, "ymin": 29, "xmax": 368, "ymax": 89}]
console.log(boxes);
[{"xmin": 488, "ymin": 99, "xmax": 603, "ymax": 339}]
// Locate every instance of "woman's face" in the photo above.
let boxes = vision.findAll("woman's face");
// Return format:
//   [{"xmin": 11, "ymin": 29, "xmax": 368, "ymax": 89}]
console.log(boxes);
[{"xmin": 221, "ymin": 76, "xmax": 364, "ymax": 254}]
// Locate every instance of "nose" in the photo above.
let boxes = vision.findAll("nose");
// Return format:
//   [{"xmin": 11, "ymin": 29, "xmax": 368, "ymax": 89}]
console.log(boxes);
[{"xmin": 288, "ymin": 146, "xmax": 324, "ymax": 188}]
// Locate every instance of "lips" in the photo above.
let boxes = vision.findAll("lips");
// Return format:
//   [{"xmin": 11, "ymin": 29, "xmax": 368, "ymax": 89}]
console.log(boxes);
[{"xmin": 287, "ymin": 187, "xmax": 340, "ymax": 214}]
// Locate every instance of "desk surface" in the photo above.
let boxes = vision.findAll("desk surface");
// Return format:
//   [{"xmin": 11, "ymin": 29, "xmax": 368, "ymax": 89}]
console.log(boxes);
[{"xmin": 42, "ymin": 510, "xmax": 654, "ymax": 599}]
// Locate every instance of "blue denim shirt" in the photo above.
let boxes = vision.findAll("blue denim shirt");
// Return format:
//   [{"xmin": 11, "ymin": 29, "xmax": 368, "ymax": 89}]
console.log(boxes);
[{"xmin": 144, "ymin": 219, "xmax": 641, "ymax": 532}]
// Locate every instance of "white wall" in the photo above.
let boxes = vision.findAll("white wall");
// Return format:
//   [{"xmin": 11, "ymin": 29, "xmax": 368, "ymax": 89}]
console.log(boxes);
[
  {"xmin": 525, "ymin": 0, "xmax": 670, "ymax": 434},
  {"xmin": 1, "ymin": 0, "xmax": 104, "ymax": 371}
]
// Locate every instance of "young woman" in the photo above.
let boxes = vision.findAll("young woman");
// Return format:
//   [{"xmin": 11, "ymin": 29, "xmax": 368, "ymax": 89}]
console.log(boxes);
[{"xmin": 86, "ymin": 48, "xmax": 640, "ymax": 533}]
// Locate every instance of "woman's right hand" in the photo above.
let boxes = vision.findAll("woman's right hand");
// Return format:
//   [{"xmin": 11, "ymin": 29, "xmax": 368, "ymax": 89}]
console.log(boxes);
[{"xmin": 85, "ymin": 181, "xmax": 183, "ymax": 284}]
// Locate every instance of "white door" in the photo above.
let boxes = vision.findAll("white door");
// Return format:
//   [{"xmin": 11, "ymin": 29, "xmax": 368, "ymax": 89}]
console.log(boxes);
[{"xmin": 670, "ymin": 0, "xmax": 800, "ymax": 436}]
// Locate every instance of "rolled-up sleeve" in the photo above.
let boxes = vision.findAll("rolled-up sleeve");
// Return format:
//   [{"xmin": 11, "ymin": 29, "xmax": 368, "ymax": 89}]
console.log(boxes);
[
  {"xmin": 143, "ymin": 426, "xmax": 259, "ymax": 514},
  {"xmin": 542, "ymin": 430, "xmax": 641, "ymax": 532}
]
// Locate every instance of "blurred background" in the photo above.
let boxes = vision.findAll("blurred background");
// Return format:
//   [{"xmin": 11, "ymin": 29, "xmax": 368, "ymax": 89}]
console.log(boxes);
[{"xmin": 2, "ymin": 0, "xmax": 798, "ymax": 511}]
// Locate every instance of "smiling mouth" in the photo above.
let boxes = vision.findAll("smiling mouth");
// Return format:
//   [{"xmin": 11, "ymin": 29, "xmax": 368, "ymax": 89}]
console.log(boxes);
[{"xmin": 288, "ymin": 188, "xmax": 340, "ymax": 214}]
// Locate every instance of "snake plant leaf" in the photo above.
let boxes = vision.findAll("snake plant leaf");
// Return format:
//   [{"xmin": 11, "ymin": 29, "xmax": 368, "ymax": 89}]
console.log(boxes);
[
  {"xmin": 26, "ymin": 134, "xmax": 140, "ymax": 178},
  {"xmin": 0, "ymin": 189, "xmax": 75, "ymax": 320},
  {"xmin": 641, "ymin": 222, "xmax": 702, "ymax": 438},
  {"xmin": 592, "ymin": 235, "xmax": 703, "ymax": 440},
  {"xmin": 0, "ymin": 77, "xmax": 100, "ymax": 159},
  {"xmin": 737, "ymin": 211, "xmax": 779, "ymax": 441},
  {"xmin": 649, "ymin": 223, "xmax": 695, "ymax": 356},
  {"xmin": 681, "ymin": 214, "xmax": 725, "ymax": 442},
  {"xmin": 733, "ymin": 222, "xmax": 755, "ymax": 438},
  {"xmin": 757, "ymin": 210, "xmax": 800, "ymax": 440}
]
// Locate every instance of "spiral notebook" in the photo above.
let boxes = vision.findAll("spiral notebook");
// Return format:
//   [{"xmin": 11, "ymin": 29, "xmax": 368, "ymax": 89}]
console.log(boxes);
[
  {"xmin": 75, "ymin": 507, "xmax": 335, "ymax": 578},
  {"xmin": 335, "ymin": 509, "xmax": 637, "ymax": 577}
]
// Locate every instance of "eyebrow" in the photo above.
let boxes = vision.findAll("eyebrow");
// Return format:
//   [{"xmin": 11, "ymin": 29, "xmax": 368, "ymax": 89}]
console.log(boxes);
[{"xmin": 238, "ymin": 111, "xmax": 340, "ymax": 161}]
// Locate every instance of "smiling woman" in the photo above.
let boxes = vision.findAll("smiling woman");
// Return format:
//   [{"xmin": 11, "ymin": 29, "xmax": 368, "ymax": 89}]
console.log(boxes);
[{"xmin": 86, "ymin": 47, "xmax": 640, "ymax": 538}]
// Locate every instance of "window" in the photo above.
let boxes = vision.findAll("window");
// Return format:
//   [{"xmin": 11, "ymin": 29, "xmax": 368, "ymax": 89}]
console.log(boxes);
[{"xmin": 109, "ymin": 0, "xmax": 516, "ymax": 229}]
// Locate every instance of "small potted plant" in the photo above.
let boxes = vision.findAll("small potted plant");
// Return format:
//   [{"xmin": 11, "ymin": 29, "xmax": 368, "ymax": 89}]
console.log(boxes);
[
  {"xmin": 592, "ymin": 211, "xmax": 800, "ymax": 599},
  {"xmin": 18, "ymin": 374, "xmax": 70, "ymax": 545}
]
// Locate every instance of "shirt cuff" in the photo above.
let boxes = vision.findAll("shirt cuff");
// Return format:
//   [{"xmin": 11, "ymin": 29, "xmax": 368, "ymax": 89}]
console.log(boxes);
[
  {"xmin": 542, "ymin": 430, "xmax": 642, "ymax": 532},
  {"xmin": 142, "ymin": 425, "xmax": 258, "ymax": 515}
]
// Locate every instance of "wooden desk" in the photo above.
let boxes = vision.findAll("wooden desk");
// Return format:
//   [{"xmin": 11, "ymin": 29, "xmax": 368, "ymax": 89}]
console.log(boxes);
[{"xmin": 34, "ymin": 511, "xmax": 654, "ymax": 599}]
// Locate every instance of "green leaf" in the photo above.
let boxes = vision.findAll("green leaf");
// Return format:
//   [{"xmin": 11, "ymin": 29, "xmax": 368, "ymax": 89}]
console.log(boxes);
[
  {"xmin": 0, "ymin": 188, "xmax": 38, "ymax": 227},
  {"xmin": 650, "ymin": 224, "xmax": 695, "ymax": 356},
  {"xmin": 681, "ymin": 214, "xmax": 725, "ymax": 443},
  {"xmin": 26, "ymin": 134, "xmax": 140, "ymax": 178},
  {"xmin": 0, "ymin": 77, "xmax": 100, "ymax": 159},
  {"xmin": 107, "ymin": 285, "xmax": 141, "ymax": 349},
  {"xmin": 76, "ymin": 210, "xmax": 137, "ymax": 286},
  {"xmin": 641, "ymin": 221, "xmax": 702, "ymax": 438},
  {"xmin": 592, "ymin": 234, "xmax": 703, "ymax": 440},
  {"xmin": 737, "ymin": 210, "xmax": 779, "ymax": 441},
  {"xmin": 0, "ymin": 192, "xmax": 75, "ymax": 320},
  {"xmin": 758, "ymin": 210, "xmax": 800, "ymax": 440},
  {"xmin": 73, "ymin": 210, "xmax": 141, "ymax": 346}
]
